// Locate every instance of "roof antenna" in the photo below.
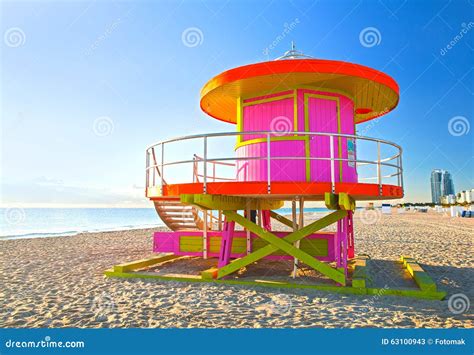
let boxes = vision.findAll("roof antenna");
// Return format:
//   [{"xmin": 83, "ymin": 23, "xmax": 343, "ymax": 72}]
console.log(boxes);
[{"xmin": 275, "ymin": 42, "xmax": 314, "ymax": 60}]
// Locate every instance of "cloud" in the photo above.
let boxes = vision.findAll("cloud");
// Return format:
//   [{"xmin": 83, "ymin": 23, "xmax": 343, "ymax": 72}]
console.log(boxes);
[{"xmin": 0, "ymin": 178, "xmax": 150, "ymax": 207}]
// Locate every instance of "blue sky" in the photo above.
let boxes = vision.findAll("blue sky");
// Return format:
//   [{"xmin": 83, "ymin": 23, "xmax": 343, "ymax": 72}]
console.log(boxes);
[{"xmin": 1, "ymin": 0, "xmax": 472, "ymax": 207}]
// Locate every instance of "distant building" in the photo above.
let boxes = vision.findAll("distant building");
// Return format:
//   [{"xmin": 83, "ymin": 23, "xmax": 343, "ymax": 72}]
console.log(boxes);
[
  {"xmin": 431, "ymin": 169, "xmax": 455, "ymax": 204},
  {"xmin": 440, "ymin": 194, "xmax": 456, "ymax": 205},
  {"xmin": 456, "ymin": 189, "xmax": 474, "ymax": 204}
]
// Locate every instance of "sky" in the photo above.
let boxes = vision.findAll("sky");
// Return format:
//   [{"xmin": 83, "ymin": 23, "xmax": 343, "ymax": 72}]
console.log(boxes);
[{"xmin": 1, "ymin": 0, "xmax": 473, "ymax": 207}]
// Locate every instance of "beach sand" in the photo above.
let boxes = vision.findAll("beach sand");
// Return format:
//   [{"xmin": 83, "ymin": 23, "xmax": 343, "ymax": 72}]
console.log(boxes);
[{"xmin": 1, "ymin": 210, "xmax": 473, "ymax": 328}]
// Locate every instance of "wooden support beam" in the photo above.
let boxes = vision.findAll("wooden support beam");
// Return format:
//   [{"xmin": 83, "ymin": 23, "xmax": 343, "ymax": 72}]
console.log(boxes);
[
  {"xmin": 325, "ymin": 192, "xmax": 355, "ymax": 211},
  {"xmin": 221, "ymin": 210, "xmax": 347, "ymax": 285},
  {"xmin": 201, "ymin": 267, "xmax": 218, "ymax": 280},
  {"xmin": 401, "ymin": 256, "xmax": 437, "ymax": 292},
  {"xmin": 351, "ymin": 256, "xmax": 372, "ymax": 288},
  {"xmin": 217, "ymin": 220, "xmax": 235, "ymax": 268},
  {"xmin": 113, "ymin": 254, "xmax": 180, "ymax": 273},
  {"xmin": 338, "ymin": 193, "xmax": 356, "ymax": 211},
  {"xmin": 292, "ymin": 199, "xmax": 298, "ymax": 279},
  {"xmin": 180, "ymin": 194, "xmax": 283, "ymax": 211},
  {"xmin": 325, "ymin": 192, "xmax": 339, "ymax": 210},
  {"xmin": 269, "ymin": 210, "xmax": 296, "ymax": 229}
]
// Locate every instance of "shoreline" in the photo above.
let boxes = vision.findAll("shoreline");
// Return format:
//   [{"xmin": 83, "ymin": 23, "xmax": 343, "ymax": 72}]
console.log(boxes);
[{"xmin": 0, "ymin": 224, "xmax": 165, "ymax": 241}]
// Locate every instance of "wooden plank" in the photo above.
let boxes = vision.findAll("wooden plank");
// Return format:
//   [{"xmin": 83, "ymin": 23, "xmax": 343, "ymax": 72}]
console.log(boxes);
[
  {"xmin": 400, "ymin": 256, "xmax": 437, "ymax": 292},
  {"xmin": 269, "ymin": 211, "xmax": 296, "ymax": 228},
  {"xmin": 222, "ymin": 210, "xmax": 346, "ymax": 285},
  {"xmin": 351, "ymin": 256, "xmax": 372, "ymax": 288},
  {"xmin": 201, "ymin": 267, "xmax": 218, "ymax": 280},
  {"xmin": 325, "ymin": 192, "xmax": 339, "ymax": 210},
  {"xmin": 180, "ymin": 194, "xmax": 283, "ymax": 211},
  {"xmin": 338, "ymin": 193, "xmax": 356, "ymax": 211},
  {"xmin": 113, "ymin": 254, "xmax": 180, "ymax": 273}
]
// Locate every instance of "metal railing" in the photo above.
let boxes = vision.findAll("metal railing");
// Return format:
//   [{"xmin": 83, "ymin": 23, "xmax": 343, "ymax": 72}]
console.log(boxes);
[
  {"xmin": 145, "ymin": 131, "xmax": 403, "ymax": 196},
  {"xmin": 192, "ymin": 154, "xmax": 236, "ymax": 183}
]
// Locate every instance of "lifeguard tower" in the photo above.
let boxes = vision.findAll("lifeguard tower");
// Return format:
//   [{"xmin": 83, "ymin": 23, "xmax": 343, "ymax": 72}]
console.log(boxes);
[{"xmin": 106, "ymin": 45, "xmax": 445, "ymax": 300}]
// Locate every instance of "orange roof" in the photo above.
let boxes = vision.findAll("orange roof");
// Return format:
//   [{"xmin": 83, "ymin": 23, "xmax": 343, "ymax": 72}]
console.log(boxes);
[{"xmin": 200, "ymin": 59, "xmax": 399, "ymax": 124}]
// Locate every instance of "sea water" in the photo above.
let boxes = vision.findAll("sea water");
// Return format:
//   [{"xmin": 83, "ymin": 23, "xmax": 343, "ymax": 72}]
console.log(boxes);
[
  {"xmin": 0, "ymin": 207, "xmax": 330, "ymax": 240},
  {"xmin": 0, "ymin": 208, "xmax": 163, "ymax": 240}
]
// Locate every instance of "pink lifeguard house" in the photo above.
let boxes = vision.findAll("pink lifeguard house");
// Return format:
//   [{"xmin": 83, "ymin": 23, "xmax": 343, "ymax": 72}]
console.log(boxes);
[{"xmin": 107, "ymin": 45, "xmax": 452, "ymax": 301}]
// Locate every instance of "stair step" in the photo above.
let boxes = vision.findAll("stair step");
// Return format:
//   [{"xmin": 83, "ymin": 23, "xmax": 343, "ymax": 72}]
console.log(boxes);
[{"xmin": 156, "ymin": 207, "xmax": 193, "ymax": 212}]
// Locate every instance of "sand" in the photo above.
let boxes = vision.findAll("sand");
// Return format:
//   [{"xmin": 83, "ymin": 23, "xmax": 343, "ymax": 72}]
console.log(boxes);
[{"xmin": 1, "ymin": 210, "xmax": 473, "ymax": 328}]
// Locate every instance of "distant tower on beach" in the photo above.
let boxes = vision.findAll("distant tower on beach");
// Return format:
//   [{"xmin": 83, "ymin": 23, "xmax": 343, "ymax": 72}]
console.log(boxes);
[{"xmin": 431, "ymin": 169, "xmax": 455, "ymax": 204}]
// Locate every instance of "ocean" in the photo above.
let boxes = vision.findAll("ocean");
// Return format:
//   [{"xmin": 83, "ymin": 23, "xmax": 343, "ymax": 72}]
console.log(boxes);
[
  {"xmin": 0, "ymin": 207, "xmax": 330, "ymax": 240},
  {"xmin": 0, "ymin": 208, "xmax": 163, "ymax": 240}
]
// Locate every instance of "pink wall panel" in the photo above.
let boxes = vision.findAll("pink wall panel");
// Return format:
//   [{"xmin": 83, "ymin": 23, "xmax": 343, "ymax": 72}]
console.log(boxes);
[
  {"xmin": 242, "ymin": 97, "xmax": 294, "ymax": 141},
  {"xmin": 298, "ymin": 89, "xmax": 358, "ymax": 183}
]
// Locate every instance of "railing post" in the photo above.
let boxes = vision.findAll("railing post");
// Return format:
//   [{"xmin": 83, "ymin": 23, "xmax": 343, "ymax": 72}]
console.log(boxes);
[
  {"xmin": 203, "ymin": 210, "xmax": 208, "ymax": 259},
  {"xmin": 160, "ymin": 144, "xmax": 164, "ymax": 195},
  {"xmin": 267, "ymin": 132, "xmax": 271, "ymax": 194},
  {"xmin": 246, "ymin": 202, "xmax": 251, "ymax": 255},
  {"xmin": 397, "ymin": 155, "xmax": 400, "ymax": 187},
  {"xmin": 329, "ymin": 135, "xmax": 335, "ymax": 193},
  {"xmin": 377, "ymin": 141, "xmax": 382, "ymax": 195},
  {"xmin": 146, "ymin": 150, "xmax": 150, "ymax": 198},
  {"xmin": 203, "ymin": 136, "xmax": 207, "ymax": 194},
  {"xmin": 399, "ymin": 150, "xmax": 404, "ymax": 191}
]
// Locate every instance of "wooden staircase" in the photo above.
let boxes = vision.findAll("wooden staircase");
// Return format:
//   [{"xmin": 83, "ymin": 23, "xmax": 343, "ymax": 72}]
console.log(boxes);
[{"xmin": 153, "ymin": 199, "xmax": 205, "ymax": 231}]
